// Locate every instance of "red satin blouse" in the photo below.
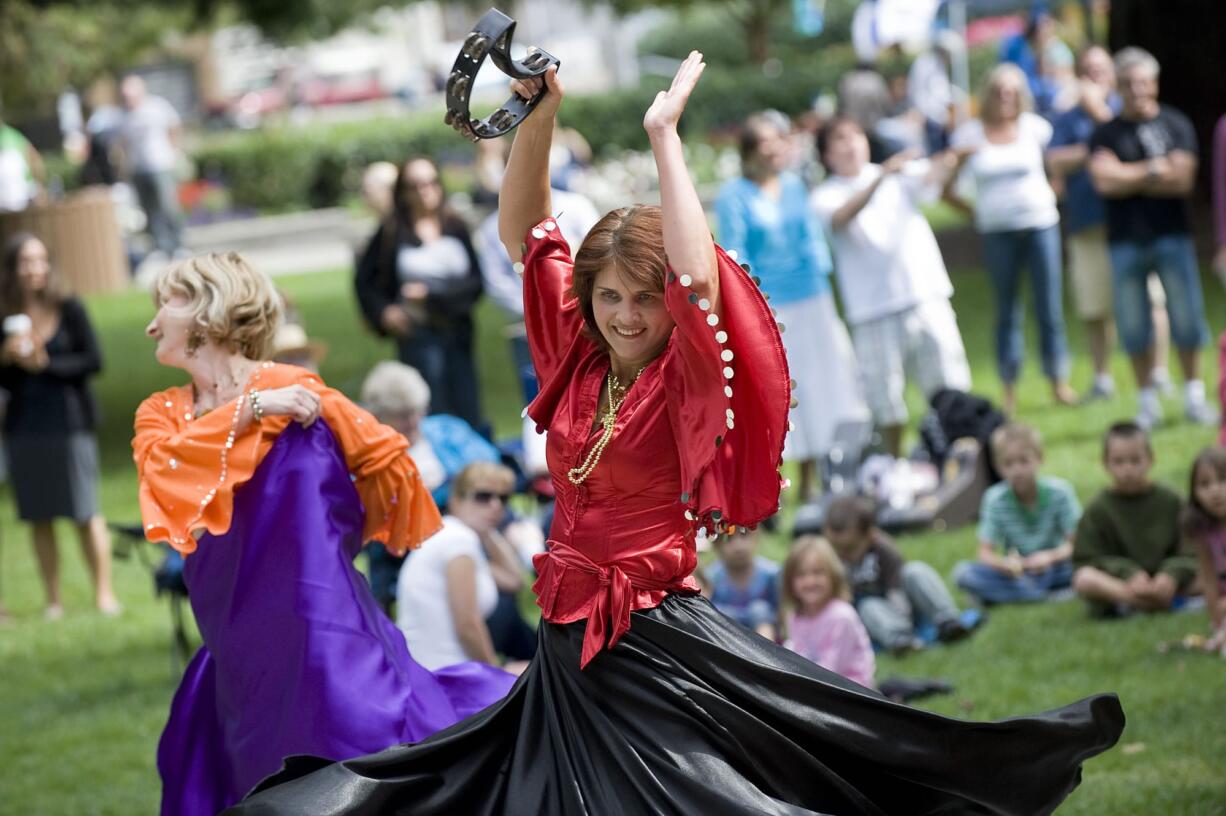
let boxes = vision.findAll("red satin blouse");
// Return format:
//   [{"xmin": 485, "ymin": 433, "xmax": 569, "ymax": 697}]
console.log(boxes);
[{"xmin": 522, "ymin": 217, "xmax": 791, "ymax": 668}]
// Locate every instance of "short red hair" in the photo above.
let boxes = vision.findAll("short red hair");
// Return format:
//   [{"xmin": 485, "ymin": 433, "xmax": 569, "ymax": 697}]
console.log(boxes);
[{"xmin": 570, "ymin": 205, "xmax": 667, "ymax": 347}]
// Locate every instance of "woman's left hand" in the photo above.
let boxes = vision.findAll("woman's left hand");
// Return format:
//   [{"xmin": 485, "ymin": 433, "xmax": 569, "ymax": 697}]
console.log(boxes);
[
  {"xmin": 258, "ymin": 385, "xmax": 323, "ymax": 427},
  {"xmin": 643, "ymin": 50, "xmax": 705, "ymax": 137},
  {"xmin": 10, "ymin": 339, "xmax": 47, "ymax": 372},
  {"xmin": 401, "ymin": 282, "xmax": 429, "ymax": 301}
]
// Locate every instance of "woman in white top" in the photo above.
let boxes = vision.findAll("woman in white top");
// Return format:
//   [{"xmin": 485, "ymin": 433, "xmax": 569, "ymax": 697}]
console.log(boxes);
[
  {"xmin": 947, "ymin": 63, "xmax": 1076, "ymax": 414},
  {"xmin": 397, "ymin": 461, "xmax": 528, "ymax": 672}
]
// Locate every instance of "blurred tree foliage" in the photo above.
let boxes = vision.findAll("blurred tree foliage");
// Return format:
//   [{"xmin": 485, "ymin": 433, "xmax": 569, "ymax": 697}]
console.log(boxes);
[
  {"xmin": 0, "ymin": 2, "xmax": 190, "ymax": 115},
  {"xmin": 0, "ymin": 0, "xmax": 429, "ymax": 116},
  {"xmin": 606, "ymin": 0, "xmax": 859, "ymax": 63}
]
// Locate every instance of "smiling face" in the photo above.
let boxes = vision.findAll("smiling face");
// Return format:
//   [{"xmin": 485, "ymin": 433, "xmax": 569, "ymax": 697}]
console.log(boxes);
[
  {"xmin": 590, "ymin": 265, "xmax": 673, "ymax": 369},
  {"xmin": 1193, "ymin": 462, "xmax": 1226, "ymax": 523},
  {"xmin": 14, "ymin": 238, "xmax": 50, "ymax": 298},
  {"xmin": 145, "ymin": 291, "xmax": 198, "ymax": 368},
  {"xmin": 989, "ymin": 74, "xmax": 1024, "ymax": 121},
  {"xmin": 822, "ymin": 119, "xmax": 870, "ymax": 178},
  {"xmin": 400, "ymin": 158, "xmax": 443, "ymax": 217},
  {"xmin": 791, "ymin": 551, "xmax": 834, "ymax": 613},
  {"xmin": 1118, "ymin": 64, "xmax": 1158, "ymax": 119},
  {"xmin": 1080, "ymin": 46, "xmax": 1115, "ymax": 90},
  {"xmin": 448, "ymin": 464, "xmax": 515, "ymax": 535},
  {"xmin": 450, "ymin": 476, "xmax": 510, "ymax": 535},
  {"xmin": 746, "ymin": 121, "xmax": 791, "ymax": 178}
]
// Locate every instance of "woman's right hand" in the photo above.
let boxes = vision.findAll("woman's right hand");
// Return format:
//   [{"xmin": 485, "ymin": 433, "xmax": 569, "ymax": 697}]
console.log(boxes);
[
  {"xmin": 257, "ymin": 385, "xmax": 322, "ymax": 427},
  {"xmin": 380, "ymin": 304, "xmax": 411, "ymax": 337},
  {"xmin": 510, "ymin": 62, "xmax": 563, "ymax": 120}
]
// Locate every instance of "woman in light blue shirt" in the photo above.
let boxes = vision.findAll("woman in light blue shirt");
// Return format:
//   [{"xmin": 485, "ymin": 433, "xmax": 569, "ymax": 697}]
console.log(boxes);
[{"xmin": 716, "ymin": 111, "xmax": 867, "ymax": 498}]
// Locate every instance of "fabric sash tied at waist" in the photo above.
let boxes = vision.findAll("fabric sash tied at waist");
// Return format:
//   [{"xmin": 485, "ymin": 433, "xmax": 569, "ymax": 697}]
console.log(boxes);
[{"xmin": 533, "ymin": 541, "xmax": 693, "ymax": 669}]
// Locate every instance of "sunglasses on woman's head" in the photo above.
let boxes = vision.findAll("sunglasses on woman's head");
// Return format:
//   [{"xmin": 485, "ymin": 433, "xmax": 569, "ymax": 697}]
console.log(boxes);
[{"xmin": 470, "ymin": 490, "xmax": 511, "ymax": 505}]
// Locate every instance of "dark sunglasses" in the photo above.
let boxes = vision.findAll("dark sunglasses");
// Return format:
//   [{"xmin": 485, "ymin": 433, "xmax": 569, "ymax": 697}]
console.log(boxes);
[{"xmin": 469, "ymin": 490, "xmax": 511, "ymax": 505}]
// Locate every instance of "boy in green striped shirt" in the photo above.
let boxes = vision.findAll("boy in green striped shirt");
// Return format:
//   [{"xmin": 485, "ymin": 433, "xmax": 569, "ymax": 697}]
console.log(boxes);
[{"xmin": 953, "ymin": 423, "xmax": 1080, "ymax": 604}]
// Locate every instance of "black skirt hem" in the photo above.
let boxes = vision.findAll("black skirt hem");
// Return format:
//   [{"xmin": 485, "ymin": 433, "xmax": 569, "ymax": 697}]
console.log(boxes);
[{"xmin": 228, "ymin": 594, "xmax": 1124, "ymax": 816}]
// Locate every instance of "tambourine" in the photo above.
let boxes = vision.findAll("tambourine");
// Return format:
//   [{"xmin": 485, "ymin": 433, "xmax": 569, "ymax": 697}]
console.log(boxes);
[{"xmin": 443, "ymin": 9, "xmax": 560, "ymax": 141}]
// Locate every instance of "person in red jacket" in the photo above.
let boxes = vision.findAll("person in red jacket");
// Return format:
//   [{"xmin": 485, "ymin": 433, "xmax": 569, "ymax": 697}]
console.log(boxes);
[{"xmin": 231, "ymin": 52, "xmax": 1123, "ymax": 816}]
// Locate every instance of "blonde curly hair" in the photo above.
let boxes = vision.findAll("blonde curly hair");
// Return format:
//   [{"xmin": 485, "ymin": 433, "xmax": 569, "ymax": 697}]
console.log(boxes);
[{"xmin": 152, "ymin": 252, "xmax": 282, "ymax": 360}]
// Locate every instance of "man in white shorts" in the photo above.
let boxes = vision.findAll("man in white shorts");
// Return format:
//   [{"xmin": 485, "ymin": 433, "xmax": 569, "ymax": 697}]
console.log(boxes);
[
  {"xmin": 1048, "ymin": 45, "xmax": 1170, "ymax": 402},
  {"xmin": 812, "ymin": 117, "xmax": 972, "ymax": 458}
]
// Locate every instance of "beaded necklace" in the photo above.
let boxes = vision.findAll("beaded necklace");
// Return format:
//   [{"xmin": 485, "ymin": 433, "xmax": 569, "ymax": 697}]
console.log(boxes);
[{"xmin": 567, "ymin": 366, "xmax": 644, "ymax": 485}]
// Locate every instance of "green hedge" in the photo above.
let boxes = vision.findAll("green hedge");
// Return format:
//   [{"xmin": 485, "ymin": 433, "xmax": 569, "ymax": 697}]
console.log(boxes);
[
  {"xmin": 190, "ymin": 112, "xmax": 469, "ymax": 212},
  {"xmin": 562, "ymin": 50, "xmax": 857, "ymax": 152},
  {"xmin": 191, "ymin": 51, "xmax": 858, "ymax": 213}
]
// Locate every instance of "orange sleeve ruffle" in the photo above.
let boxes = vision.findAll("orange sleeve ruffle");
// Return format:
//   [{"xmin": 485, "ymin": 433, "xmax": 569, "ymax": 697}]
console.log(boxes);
[
  {"xmin": 133, "ymin": 385, "xmax": 270, "ymax": 554},
  {"xmin": 309, "ymin": 378, "xmax": 442, "ymax": 555},
  {"xmin": 133, "ymin": 364, "xmax": 442, "ymax": 556}
]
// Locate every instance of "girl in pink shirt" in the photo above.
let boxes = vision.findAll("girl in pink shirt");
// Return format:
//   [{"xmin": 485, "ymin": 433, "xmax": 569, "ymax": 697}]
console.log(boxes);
[
  {"xmin": 1184, "ymin": 447, "xmax": 1226, "ymax": 654},
  {"xmin": 782, "ymin": 535, "xmax": 876, "ymax": 687}
]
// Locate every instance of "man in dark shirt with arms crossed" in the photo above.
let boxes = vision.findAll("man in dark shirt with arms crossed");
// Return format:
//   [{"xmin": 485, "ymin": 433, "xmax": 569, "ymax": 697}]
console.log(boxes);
[{"xmin": 1088, "ymin": 47, "xmax": 1213, "ymax": 431}]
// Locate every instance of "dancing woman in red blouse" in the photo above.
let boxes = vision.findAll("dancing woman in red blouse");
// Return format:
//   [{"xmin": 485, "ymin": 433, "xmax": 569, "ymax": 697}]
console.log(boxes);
[{"xmin": 231, "ymin": 52, "xmax": 1123, "ymax": 816}]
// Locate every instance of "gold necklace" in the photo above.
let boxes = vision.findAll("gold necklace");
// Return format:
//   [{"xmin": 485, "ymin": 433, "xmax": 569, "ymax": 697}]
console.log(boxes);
[
  {"xmin": 567, "ymin": 366, "xmax": 644, "ymax": 485},
  {"xmin": 192, "ymin": 362, "xmax": 256, "ymax": 417}
]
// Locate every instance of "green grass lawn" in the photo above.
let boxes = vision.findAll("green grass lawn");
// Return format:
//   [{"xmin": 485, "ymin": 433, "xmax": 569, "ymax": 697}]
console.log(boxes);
[{"xmin": 1, "ymin": 262, "xmax": 1224, "ymax": 815}]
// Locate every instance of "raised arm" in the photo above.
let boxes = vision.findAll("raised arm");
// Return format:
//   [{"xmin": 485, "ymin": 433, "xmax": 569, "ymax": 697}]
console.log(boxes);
[
  {"xmin": 644, "ymin": 52, "xmax": 718, "ymax": 306},
  {"xmin": 829, "ymin": 149, "xmax": 920, "ymax": 231},
  {"xmin": 941, "ymin": 146, "xmax": 977, "ymax": 221},
  {"xmin": 500, "ymin": 65, "xmax": 563, "ymax": 262}
]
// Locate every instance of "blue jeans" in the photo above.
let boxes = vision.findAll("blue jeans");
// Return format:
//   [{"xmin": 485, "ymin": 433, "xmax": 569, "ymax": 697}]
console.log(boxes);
[
  {"xmin": 856, "ymin": 561, "xmax": 962, "ymax": 649},
  {"xmin": 981, "ymin": 225, "xmax": 1069, "ymax": 384},
  {"xmin": 953, "ymin": 559, "xmax": 1073, "ymax": 604},
  {"xmin": 364, "ymin": 541, "xmax": 405, "ymax": 611},
  {"xmin": 510, "ymin": 331, "xmax": 538, "ymax": 404},
  {"xmin": 132, "ymin": 170, "xmax": 183, "ymax": 255},
  {"xmin": 1108, "ymin": 235, "xmax": 1210, "ymax": 355},
  {"xmin": 485, "ymin": 591, "xmax": 538, "ymax": 661},
  {"xmin": 397, "ymin": 323, "xmax": 484, "ymax": 430}
]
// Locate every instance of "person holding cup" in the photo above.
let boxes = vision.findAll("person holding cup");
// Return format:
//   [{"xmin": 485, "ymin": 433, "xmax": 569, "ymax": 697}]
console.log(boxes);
[{"xmin": 0, "ymin": 232, "xmax": 118, "ymax": 618}]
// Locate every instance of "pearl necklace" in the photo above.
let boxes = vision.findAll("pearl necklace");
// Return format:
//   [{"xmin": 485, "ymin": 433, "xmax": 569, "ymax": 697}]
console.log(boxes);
[{"xmin": 567, "ymin": 366, "xmax": 644, "ymax": 485}]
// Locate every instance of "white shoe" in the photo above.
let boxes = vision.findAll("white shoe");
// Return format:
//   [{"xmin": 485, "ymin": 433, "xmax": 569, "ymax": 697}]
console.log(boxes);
[
  {"xmin": 1080, "ymin": 379, "xmax": 1116, "ymax": 404},
  {"xmin": 1151, "ymin": 367, "xmax": 1175, "ymax": 397},
  {"xmin": 1135, "ymin": 399, "xmax": 1164, "ymax": 431},
  {"xmin": 1185, "ymin": 399, "xmax": 1220, "ymax": 426}
]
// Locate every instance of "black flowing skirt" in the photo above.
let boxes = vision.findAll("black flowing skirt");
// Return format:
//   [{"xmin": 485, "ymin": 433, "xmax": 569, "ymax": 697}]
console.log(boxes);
[{"xmin": 227, "ymin": 595, "xmax": 1124, "ymax": 816}]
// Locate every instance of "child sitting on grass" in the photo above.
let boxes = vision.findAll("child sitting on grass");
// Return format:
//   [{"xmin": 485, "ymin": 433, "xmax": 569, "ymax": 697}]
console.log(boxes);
[
  {"xmin": 706, "ymin": 528, "xmax": 781, "ymax": 640},
  {"xmin": 781, "ymin": 536, "xmax": 875, "ymax": 688},
  {"xmin": 954, "ymin": 423, "xmax": 1080, "ymax": 604},
  {"xmin": 1072, "ymin": 421, "xmax": 1197, "ymax": 616},
  {"xmin": 1182, "ymin": 447, "xmax": 1226, "ymax": 650},
  {"xmin": 825, "ymin": 495, "xmax": 975, "ymax": 652}
]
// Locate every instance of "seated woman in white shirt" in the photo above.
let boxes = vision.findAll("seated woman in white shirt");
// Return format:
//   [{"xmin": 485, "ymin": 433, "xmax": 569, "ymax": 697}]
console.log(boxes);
[
  {"xmin": 397, "ymin": 461, "xmax": 530, "ymax": 672},
  {"xmin": 360, "ymin": 360, "xmax": 501, "ymax": 612}
]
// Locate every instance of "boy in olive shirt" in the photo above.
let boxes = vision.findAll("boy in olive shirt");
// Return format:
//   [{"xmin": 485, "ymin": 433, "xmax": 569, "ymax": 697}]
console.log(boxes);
[{"xmin": 1073, "ymin": 421, "xmax": 1197, "ymax": 613}]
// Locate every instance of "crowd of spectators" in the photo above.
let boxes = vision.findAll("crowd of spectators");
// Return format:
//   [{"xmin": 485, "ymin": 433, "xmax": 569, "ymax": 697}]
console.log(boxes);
[{"xmin": 1, "ymin": 27, "xmax": 1224, "ymax": 678}]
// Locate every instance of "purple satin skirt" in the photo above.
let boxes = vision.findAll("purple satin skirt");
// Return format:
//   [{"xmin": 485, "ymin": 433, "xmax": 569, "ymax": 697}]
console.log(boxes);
[{"xmin": 157, "ymin": 421, "xmax": 515, "ymax": 816}]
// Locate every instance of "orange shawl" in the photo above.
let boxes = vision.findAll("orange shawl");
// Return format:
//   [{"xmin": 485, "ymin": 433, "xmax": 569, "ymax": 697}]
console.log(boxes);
[{"xmin": 132, "ymin": 362, "xmax": 441, "ymax": 555}]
